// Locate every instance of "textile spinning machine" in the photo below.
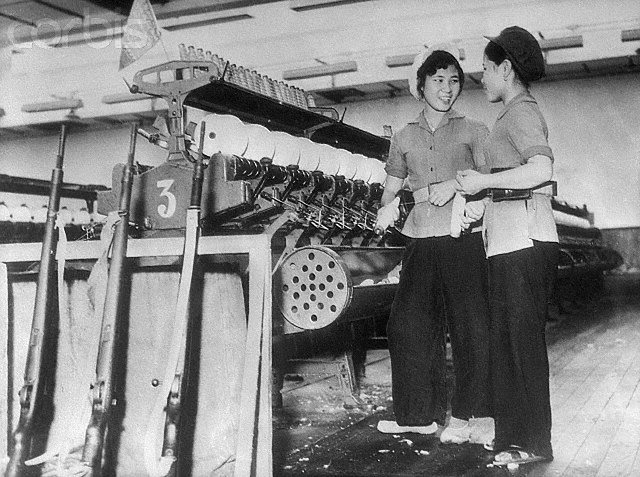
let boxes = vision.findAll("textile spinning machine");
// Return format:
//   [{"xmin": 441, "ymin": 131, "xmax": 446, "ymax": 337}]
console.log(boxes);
[{"xmin": 98, "ymin": 58, "xmax": 406, "ymax": 336}]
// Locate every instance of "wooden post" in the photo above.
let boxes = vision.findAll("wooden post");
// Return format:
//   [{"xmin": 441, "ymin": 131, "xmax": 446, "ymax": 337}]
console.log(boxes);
[
  {"xmin": 1, "ymin": 263, "xmax": 8, "ymax": 459},
  {"xmin": 235, "ymin": 235, "xmax": 272, "ymax": 477}
]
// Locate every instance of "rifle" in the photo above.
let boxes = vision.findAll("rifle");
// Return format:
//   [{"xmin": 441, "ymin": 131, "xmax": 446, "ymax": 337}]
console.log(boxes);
[
  {"xmin": 80, "ymin": 124, "xmax": 137, "ymax": 477},
  {"xmin": 159, "ymin": 122, "xmax": 207, "ymax": 476},
  {"xmin": 5, "ymin": 125, "xmax": 67, "ymax": 477}
]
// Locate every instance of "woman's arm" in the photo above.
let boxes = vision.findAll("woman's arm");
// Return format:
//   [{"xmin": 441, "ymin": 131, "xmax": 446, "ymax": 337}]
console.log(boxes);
[
  {"xmin": 456, "ymin": 155, "xmax": 553, "ymax": 196},
  {"xmin": 380, "ymin": 175, "xmax": 404, "ymax": 206}
]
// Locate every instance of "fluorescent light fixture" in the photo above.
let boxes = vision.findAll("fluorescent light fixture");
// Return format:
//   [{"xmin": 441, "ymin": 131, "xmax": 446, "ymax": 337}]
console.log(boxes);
[
  {"xmin": 54, "ymin": 32, "xmax": 123, "ymax": 49},
  {"xmin": 290, "ymin": 0, "xmax": 371, "ymax": 11},
  {"xmin": 283, "ymin": 61, "xmax": 357, "ymax": 80},
  {"xmin": 163, "ymin": 14, "xmax": 252, "ymax": 31},
  {"xmin": 102, "ymin": 93, "xmax": 153, "ymax": 104},
  {"xmin": 386, "ymin": 48, "xmax": 466, "ymax": 67},
  {"xmin": 621, "ymin": 28, "xmax": 640, "ymax": 42},
  {"xmin": 385, "ymin": 54, "xmax": 416, "ymax": 68},
  {"xmin": 22, "ymin": 99, "xmax": 83, "ymax": 113},
  {"xmin": 540, "ymin": 35, "xmax": 583, "ymax": 51}
]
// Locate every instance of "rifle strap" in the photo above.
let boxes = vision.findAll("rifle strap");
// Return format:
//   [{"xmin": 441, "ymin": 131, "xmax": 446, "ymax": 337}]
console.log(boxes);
[
  {"xmin": 56, "ymin": 215, "xmax": 68, "ymax": 339},
  {"xmin": 88, "ymin": 212, "xmax": 119, "ymax": 316},
  {"xmin": 1, "ymin": 263, "xmax": 8, "ymax": 466},
  {"xmin": 143, "ymin": 208, "xmax": 200, "ymax": 477}
]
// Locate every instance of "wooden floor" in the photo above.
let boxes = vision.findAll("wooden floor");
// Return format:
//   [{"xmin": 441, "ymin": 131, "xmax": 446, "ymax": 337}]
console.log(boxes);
[
  {"xmin": 531, "ymin": 274, "xmax": 640, "ymax": 477},
  {"xmin": 276, "ymin": 273, "xmax": 640, "ymax": 476}
]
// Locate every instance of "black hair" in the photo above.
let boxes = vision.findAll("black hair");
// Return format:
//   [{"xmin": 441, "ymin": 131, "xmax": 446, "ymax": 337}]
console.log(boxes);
[
  {"xmin": 416, "ymin": 50, "xmax": 465, "ymax": 99},
  {"xmin": 484, "ymin": 41, "xmax": 529, "ymax": 87}
]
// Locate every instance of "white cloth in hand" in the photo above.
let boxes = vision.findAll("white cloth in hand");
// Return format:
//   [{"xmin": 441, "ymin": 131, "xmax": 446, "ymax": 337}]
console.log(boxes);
[
  {"xmin": 450, "ymin": 193, "xmax": 466, "ymax": 238},
  {"xmin": 375, "ymin": 197, "xmax": 400, "ymax": 233}
]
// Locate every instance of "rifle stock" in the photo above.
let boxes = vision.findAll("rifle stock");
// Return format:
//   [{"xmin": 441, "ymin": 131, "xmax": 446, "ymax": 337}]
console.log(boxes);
[
  {"xmin": 81, "ymin": 124, "xmax": 138, "ymax": 477},
  {"xmin": 5, "ymin": 125, "xmax": 67, "ymax": 477}
]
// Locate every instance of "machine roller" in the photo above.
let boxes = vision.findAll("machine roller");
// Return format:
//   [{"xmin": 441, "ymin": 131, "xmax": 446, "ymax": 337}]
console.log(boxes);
[{"xmin": 274, "ymin": 245, "xmax": 403, "ymax": 333}]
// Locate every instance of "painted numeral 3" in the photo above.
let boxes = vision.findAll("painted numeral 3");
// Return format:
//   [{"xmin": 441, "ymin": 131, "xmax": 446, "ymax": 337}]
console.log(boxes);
[{"xmin": 157, "ymin": 179, "xmax": 176, "ymax": 218}]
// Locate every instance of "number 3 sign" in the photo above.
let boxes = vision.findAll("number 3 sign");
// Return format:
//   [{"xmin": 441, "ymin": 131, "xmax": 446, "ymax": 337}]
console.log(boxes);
[{"xmin": 157, "ymin": 179, "xmax": 177, "ymax": 218}]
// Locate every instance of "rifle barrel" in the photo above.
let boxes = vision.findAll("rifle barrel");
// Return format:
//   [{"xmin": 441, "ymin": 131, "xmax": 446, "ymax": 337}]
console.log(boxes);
[
  {"xmin": 5, "ymin": 125, "xmax": 67, "ymax": 477},
  {"xmin": 81, "ymin": 123, "xmax": 137, "ymax": 476}
]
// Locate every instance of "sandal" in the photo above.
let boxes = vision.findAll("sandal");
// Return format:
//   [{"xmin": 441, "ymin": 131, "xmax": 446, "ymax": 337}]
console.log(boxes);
[
  {"xmin": 493, "ymin": 446, "xmax": 547, "ymax": 466},
  {"xmin": 376, "ymin": 420, "xmax": 438, "ymax": 435}
]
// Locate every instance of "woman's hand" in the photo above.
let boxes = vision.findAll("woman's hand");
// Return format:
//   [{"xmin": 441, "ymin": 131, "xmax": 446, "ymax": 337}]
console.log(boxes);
[
  {"xmin": 374, "ymin": 197, "xmax": 400, "ymax": 234},
  {"xmin": 464, "ymin": 200, "xmax": 486, "ymax": 221},
  {"xmin": 461, "ymin": 199, "xmax": 487, "ymax": 229},
  {"xmin": 428, "ymin": 180, "xmax": 456, "ymax": 206},
  {"xmin": 456, "ymin": 169, "xmax": 487, "ymax": 196}
]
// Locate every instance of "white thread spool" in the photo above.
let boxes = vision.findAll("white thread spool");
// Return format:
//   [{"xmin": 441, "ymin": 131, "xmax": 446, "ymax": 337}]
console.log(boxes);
[
  {"xmin": 58, "ymin": 206, "xmax": 73, "ymax": 225},
  {"xmin": 271, "ymin": 132, "xmax": 301, "ymax": 167},
  {"xmin": 297, "ymin": 138, "xmax": 321, "ymax": 171},
  {"xmin": 11, "ymin": 204, "xmax": 32, "ymax": 222},
  {"xmin": 352, "ymin": 154, "xmax": 374, "ymax": 182},
  {"xmin": 73, "ymin": 207, "xmax": 92, "ymax": 225},
  {"xmin": 552, "ymin": 210, "xmax": 592, "ymax": 229},
  {"xmin": 369, "ymin": 161, "xmax": 387, "ymax": 185},
  {"xmin": 336, "ymin": 149, "xmax": 358, "ymax": 179},
  {"xmin": 316, "ymin": 144, "xmax": 341, "ymax": 176},
  {"xmin": 243, "ymin": 124, "xmax": 276, "ymax": 161},
  {"xmin": 195, "ymin": 114, "xmax": 249, "ymax": 157},
  {"xmin": 33, "ymin": 205, "xmax": 48, "ymax": 223},
  {"xmin": 0, "ymin": 202, "xmax": 10, "ymax": 221}
]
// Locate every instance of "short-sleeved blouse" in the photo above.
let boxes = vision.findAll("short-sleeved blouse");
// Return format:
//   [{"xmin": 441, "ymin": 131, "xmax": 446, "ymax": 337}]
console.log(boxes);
[
  {"xmin": 385, "ymin": 109, "xmax": 488, "ymax": 238},
  {"xmin": 483, "ymin": 92, "xmax": 558, "ymax": 257}
]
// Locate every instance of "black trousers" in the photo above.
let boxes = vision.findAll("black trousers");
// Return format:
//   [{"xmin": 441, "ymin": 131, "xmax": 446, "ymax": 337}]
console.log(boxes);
[
  {"xmin": 489, "ymin": 241, "xmax": 559, "ymax": 459},
  {"xmin": 387, "ymin": 232, "xmax": 491, "ymax": 426}
]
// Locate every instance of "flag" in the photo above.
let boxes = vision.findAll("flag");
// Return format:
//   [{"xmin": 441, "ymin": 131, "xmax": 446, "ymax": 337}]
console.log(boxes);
[{"xmin": 119, "ymin": 0, "xmax": 161, "ymax": 71}]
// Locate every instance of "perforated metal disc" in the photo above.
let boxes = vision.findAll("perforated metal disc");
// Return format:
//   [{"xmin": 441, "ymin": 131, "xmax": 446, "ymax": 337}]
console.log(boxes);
[{"xmin": 274, "ymin": 246, "xmax": 352, "ymax": 330}]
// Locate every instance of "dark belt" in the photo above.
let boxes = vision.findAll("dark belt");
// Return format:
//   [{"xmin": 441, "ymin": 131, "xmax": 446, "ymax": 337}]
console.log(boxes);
[{"xmin": 489, "ymin": 167, "xmax": 557, "ymax": 202}]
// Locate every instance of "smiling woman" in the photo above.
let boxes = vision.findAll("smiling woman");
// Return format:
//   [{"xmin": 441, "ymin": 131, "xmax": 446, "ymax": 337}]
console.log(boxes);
[
  {"xmin": 373, "ymin": 43, "xmax": 494, "ymax": 447},
  {"xmin": 415, "ymin": 51, "xmax": 464, "ymax": 115}
]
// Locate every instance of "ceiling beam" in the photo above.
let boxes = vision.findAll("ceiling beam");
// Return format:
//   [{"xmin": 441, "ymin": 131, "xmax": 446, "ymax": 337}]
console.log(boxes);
[
  {"xmin": 621, "ymin": 28, "xmax": 640, "ymax": 42},
  {"xmin": 283, "ymin": 61, "xmax": 357, "ymax": 80},
  {"xmin": 289, "ymin": 0, "xmax": 373, "ymax": 12},
  {"xmin": 0, "ymin": 11, "xmax": 36, "ymax": 27},
  {"xmin": 154, "ymin": 0, "xmax": 280, "ymax": 20},
  {"xmin": 22, "ymin": 99, "xmax": 83, "ymax": 113},
  {"xmin": 33, "ymin": 0, "xmax": 84, "ymax": 19},
  {"xmin": 540, "ymin": 35, "xmax": 583, "ymax": 51},
  {"xmin": 82, "ymin": 0, "xmax": 133, "ymax": 15}
]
